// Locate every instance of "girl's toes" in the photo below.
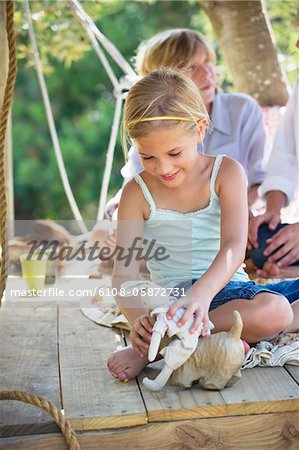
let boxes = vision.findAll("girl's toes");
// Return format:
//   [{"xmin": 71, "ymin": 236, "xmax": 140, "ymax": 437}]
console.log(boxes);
[
  {"xmin": 111, "ymin": 372, "xmax": 119, "ymax": 379},
  {"xmin": 106, "ymin": 357, "xmax": 114, "ymax": 368},
  {"xmin": 118, "ymin": 370, "xmax": 130, "ymax": 382},
  {"xmin": 107, "ymin": 360, "xmax": 119, "ymax": 376}
]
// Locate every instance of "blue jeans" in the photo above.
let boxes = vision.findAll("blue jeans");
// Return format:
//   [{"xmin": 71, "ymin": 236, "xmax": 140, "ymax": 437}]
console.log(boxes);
[
  {"xmin": 172, "ymin": 279, "xmax": 299, "ymax": 311},
  {"xmin": 249, "ymin": 223, "xmax": 299, "ymax": 269}
]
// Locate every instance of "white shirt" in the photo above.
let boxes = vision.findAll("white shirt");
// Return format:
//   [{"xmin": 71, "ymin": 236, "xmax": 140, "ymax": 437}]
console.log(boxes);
[
  {"xmin": 259, "ymin": 77, "xmax": 299, "ymax": 204},
  {"xmin": 121, "ymin": 92, "xmax": 268, "ymax": 188}
]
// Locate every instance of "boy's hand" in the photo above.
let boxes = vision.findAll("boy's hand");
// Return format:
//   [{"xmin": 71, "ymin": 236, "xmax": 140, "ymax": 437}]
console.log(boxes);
[
  {"xmin": 248, "ymin": 211, "xmax": 281, "ymax": 249},
  {"xmin": 166, "ymin": 291, "xmax": 211, "ymax": 335},
  {"xmin": 130, "ymin": 314, "xmax": 153, "ymax": 357},
  {"xmin": 264, "ymin": 223, "xmax": 299, "ymax": 267}
]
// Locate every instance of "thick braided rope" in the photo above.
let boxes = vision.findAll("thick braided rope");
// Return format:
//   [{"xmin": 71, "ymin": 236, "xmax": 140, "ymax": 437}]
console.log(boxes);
[
  {"xmin": 0, "ymin": 1, "xmax": 17, "ymax": 306},
  {"xmin": 0, "ymin": 390, "xmax": 81, "ymax": 449}
]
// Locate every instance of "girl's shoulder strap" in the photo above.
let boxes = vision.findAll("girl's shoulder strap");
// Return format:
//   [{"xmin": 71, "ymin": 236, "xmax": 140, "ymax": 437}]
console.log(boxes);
[
  {"xmin": 134, "ymin": 174, "xmax": 156, "ymax": 214},
  {"xmin": 210, "ymin": 155, "xmax": 224, "ymax": 197}
]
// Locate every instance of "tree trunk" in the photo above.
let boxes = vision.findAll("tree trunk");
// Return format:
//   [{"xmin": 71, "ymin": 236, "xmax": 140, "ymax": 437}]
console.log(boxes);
[
  {"xmin": 0, "ymin": 2, "xmax": 14, "ymax": 235},
  {"xmin": 200, "ymin": 0, "xmax": 289, "ymax": 106}
]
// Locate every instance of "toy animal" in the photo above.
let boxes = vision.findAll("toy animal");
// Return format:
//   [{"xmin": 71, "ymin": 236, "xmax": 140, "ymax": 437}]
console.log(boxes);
[
  {"xmin": 170, "ymin": 310, "xmax": 245, "ymax": 390},
  {"xmin": 121, "ymin": 281, "xmax": 218, "ymax": 391},
  {"xmin": 122, "ymin": 281, "xmax": 245, "ymax": 391}
]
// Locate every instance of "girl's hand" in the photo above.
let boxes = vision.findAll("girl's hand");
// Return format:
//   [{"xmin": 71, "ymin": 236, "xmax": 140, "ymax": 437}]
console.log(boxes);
[
  {"xmin": 166, "ymin": 292, "xmax": 211, "ymax": 336},
  {"xmin": 129, "ymin": 314, "xmax": 153, "ymax": 357}
]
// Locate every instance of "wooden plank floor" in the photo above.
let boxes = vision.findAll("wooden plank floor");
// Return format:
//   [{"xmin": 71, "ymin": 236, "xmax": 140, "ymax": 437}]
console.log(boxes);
[
  {"xmin": 59, "ymin": 308, "xmax": 147, "ymax": 430},
  {"xmin": 139, "ymin": 359, "xmax": 299, "ymax": 423},
  {"xmin": 0, "ymin": 306, "xmax": 61, "ymax": 436},
  {"xmin": 1, "ymin": 301, "xmax": 299, "ymax": 448}
]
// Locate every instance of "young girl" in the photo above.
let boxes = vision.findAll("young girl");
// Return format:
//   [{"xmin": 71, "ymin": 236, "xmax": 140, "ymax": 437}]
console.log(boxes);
[
  {"xmin": 107, "ymin": 69, "xmax": 298, "ymax": 383},
  {"xmin": 106, "ymin": 28, "xmax": 267, "ymax": 216}
]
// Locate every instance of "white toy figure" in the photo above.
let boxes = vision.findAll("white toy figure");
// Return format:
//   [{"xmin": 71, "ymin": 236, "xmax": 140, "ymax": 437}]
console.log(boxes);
[{"xmin": 121, "ymin": 280, "xmax": 214, "ymax": 391}]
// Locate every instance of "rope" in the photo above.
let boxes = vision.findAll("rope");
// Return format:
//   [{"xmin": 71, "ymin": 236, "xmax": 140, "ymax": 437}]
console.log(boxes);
[
  {"xmin": 69, "ymin": 0, "xmax": 138, "ymax": 219},
  {"xmin": 69, "ymin": 0, "xmax": 136, "ymax": 78},
  {"xmin": 24, "ymin": 0, "xmax": 88, "ymax": 234},
  {"xmin": 97, "ymin": 92, "xmax": 124, "ymax": 220},
  {"xmin": 68, "ymin": 0, "xmax": 120, "ymax": 90},
  {"xmin": 0, "ymin": 390, "xmax": 81, "ymax": 449},
  {"xmin": 0, "ymin": 1, "xmax": 17, "ymax": 306}
]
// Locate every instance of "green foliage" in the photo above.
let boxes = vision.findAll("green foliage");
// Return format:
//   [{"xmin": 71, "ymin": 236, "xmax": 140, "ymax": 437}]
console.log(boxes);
[
  {"xmin": 265, "ymin": 0, "xmax": 299, "ymax": 85},
  {"xmin": 12, "ymin": 0, "xmax": 297, "ymax": 220},
  {"xmin": 15, "ymin": 0, "xmax": 104, "ymax": 73}
]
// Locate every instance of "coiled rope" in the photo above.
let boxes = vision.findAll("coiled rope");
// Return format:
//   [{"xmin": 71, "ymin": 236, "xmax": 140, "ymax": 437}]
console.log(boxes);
[{"xmin": 0, "ymin": 390, "xmax": 81, "ymax": 449}]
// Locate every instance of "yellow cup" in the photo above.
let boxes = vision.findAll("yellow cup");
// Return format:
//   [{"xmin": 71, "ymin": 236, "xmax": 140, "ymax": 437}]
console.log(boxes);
[{"xmin": 20, "ymin": 253, "xmax": 48, "ymax": 292}]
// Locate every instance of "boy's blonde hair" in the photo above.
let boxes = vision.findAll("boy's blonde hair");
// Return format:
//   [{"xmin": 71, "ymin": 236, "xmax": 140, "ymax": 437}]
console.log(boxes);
[
  {"xmin": 122, "ymin": 69, "xmax": 209, "ymax": 157},
  {"xmin": 135, "ymin": 28, "xmax": 216, "ymax": 76}
]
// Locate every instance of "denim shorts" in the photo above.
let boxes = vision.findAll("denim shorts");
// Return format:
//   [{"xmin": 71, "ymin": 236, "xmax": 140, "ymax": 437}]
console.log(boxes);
[{"xmin": 172, "ymin": 279, "xmax": 299, "ymax": 311}]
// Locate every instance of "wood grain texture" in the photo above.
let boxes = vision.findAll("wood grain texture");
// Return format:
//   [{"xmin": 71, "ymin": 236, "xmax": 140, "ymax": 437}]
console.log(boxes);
[
  {"xmin": 1, "ymin": 411, "xmax": 299, "ymax": 449},
  {"xmin": 285, "ymin": 365, "xmax": 299, "ymax": 384},
  {"xmin": 138, "ymin": 360, "xmax": 226, "ymax": 422},
  {"xmin": 219, "ymin": 366, "xmax": 299, "ymax": 414},
  {"xmin": 0, "ymin": 306, "xmax": 60, "ymax": 436},
  {"xmin": 58, "ymin": 307, "xmax": 147, "ymax": 430},
  {"xmin": 138, "ymin": 362, "xmax": 299, "ymax": 422}
]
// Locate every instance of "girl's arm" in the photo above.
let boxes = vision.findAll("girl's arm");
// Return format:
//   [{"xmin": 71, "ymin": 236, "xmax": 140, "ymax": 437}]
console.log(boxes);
[
  {"xmin": 113, "ymin": 180, "xmax": 154, "ymax": 355},
  {"xmin": 112, "ymin": 180, "xmax": 147, "ymax": 325},
  {"xmin": 168, "ymin": 157, "xmax": 248, "ymax": 333}
]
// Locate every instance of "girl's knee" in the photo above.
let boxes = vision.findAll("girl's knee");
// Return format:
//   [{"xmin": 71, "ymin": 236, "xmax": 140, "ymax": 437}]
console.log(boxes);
[{"xmin": 254, "ymin": 293, "xmax": 293, "ymax": 333}]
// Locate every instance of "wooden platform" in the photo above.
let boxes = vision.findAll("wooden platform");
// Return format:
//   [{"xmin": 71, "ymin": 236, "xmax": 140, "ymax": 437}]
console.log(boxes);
[{"xmin": 1, "ymin": 303, "xmax": 299, "ymax": 449}]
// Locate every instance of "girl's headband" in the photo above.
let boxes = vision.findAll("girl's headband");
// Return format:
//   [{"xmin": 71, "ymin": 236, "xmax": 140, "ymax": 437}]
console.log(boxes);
[{"xmin": 128, "ymin": 116, "xmax": 200, "ymax": 126}]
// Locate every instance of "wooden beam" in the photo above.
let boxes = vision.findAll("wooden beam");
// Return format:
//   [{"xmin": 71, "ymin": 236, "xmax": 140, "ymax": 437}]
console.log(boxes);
[{"xmin": 1, "ymin": 411, "xmax": 299, "ymax": 449}]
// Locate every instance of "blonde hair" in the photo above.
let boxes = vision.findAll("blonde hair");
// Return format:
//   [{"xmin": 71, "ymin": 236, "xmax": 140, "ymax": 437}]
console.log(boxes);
[
  {"xmin": 135, "ymin": 28, "xmax": 216, "ymax": 76},
  {"xmin": 122, "ymin": 69, "xmax": 209, "ymax": 157}
]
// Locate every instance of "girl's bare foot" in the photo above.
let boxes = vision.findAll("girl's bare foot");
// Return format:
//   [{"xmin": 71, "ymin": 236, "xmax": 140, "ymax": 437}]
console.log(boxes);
[{"xmin": 107, "ymin": 345, "xmax": 149, "ymax": 382}]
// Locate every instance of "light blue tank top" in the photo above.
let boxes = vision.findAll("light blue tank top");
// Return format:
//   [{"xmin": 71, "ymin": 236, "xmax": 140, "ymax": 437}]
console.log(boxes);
[{"xmin": 134, "ymin": 155, "xmax": 249, "ymax": 288}]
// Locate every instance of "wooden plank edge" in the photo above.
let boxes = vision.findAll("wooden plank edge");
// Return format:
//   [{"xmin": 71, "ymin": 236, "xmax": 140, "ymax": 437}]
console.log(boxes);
[
  {"xmin": 1, "ymin": 411, "xmax": 299, "ymax": 450},
  {"xmin": 146, "ymin": 397, "xmax": 299, "ymax": 422},
  {"xmin": 68, "ymin": 411, "xmax": 148, "ymax": 431}
]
